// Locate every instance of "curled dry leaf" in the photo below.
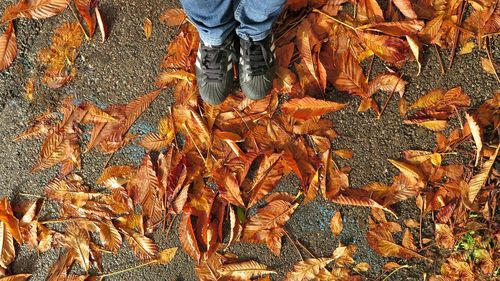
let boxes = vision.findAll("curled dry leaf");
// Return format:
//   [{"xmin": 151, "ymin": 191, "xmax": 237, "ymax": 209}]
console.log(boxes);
[
  {"xmin": 0, "ymin": 22, "xmax": 16, "ymax": 71},
  {"xmin": 0, "ymin": 274, "xmax": 32, "ymax": 281}
]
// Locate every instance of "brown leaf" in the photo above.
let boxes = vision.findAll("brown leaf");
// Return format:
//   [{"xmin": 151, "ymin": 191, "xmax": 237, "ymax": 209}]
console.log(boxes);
[
  {"xmin": 402, "ymin": 229, "xmax": 417, "ymax": 251},
  {"xmin": 359, "ymin": 32, "xmax": 409, "ymax": 65},
  {"xmin": 75, "ymin": 0, "xmax": 97, "ymax": 37},
  {"xmin": 179, "ymin": 211, "xmax": 201, "ymax": 262},
  {"xmin": 368, "ymin": 73, "xmax": 407, "ymax": 97},
  {"xmin": 392, "ymin": 0, "xmax": 417, "ymax": 19},
  {"xmin": 0, "ymin": 22, "xmax": 17, "ymax": 71},
  {"xmin": 367, "ymin": 218, "xmax": 426, "ymax": 260},
  {"xmin": 0, "ymin": 274, "xmax": 32, "ymax": 281},
  {"xmin": 330, "ymin": 194, "xmax": 398, "ymax": 218},
  {"xmin": 406, "ymin": 35, "xmax": 422, "ymax": 75},
  {"xmin": 330, "ymin": 211, "xmax": 343, "ymax": 238},
  {"xmin": 242, "ymin": 153, "xmax": 284, "ymax": 208},
  {"xmin": 95, "ymin": 221, "xmax": 122, "ymax": 252},
  {"xmin": 123, "ymin": 230, "xmax": 158, "ymax": 261},
  {"xmin": 1, "ymin": 0, "xmax": 68, "ymax": 22},
  {"xmin": 282, "ymin": 97, "xmax": 346, "ymax": 120},
  {"xmin": 159, "ymin": 8, "xmax": 186, "ymax": 26},
  {"xmin": 144, "ymin": 18, "xmax": 153, "ymax": 40},
  {"xmin": 467, "ymin": 144, "xmax": 499, "ymax": 204},
  {"xmin": 331, "ymin": 51, "xmax": 368, "ymax": 97},
  {"xmin": 284, "ymin": 258, "xmax": 334, "ymax": 281},
  {"xmin": 242, "ymin": 195, "xmax": 298, "ymax": 256},
  {"xmin": 65, "ymin": 224, "xmax": 90, "ymax": 271},
  {"xmin": 480, "ymin": 57, "xmax": 499, "ymax": 75},
  {"xmin": 213, "ymin": 167, "xmax": 245, "ymax": 208},
  {"xmin": 357, "ymin": 20, "xmax": 424, "ymax": 36},
  {"xmin": 333, "ymin": 149, "xmax": 353, "ymax": 159},
  {"xmin": 0, "ymin": 222, "xmax": 15, "ymax": 269}
]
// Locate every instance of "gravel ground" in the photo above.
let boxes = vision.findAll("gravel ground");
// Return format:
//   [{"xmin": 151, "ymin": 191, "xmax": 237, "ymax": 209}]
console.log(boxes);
[{"xmin": 0, "ymin": 0, "xmax": 498, "ymax": 280}]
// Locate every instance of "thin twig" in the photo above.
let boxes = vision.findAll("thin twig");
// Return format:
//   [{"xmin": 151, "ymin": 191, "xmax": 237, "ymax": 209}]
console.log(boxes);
[
  {"xmin": 419, "ymin": 197, "xmax": 424, "ymax": 249},
  {"xmin": 182, "ymin": 123, "xmax": 206, "ymax": 165},
  {"xmin": 164, "ymin": 214, "xmax": 177, "ymax": 240},
  {"xmin": 99, "ymin": 260, "xmax": 158, "ymax": 278},
  {"xmin": 366, "ymin": 55, "xmax": 375, "ymax": 83},
  {"xmin": 447, "ymin": 0, "xmax": 466, "ymax": 69},
  {"xmin": 434, "ymin": 45, "xmax": 445, "ymax": 76},
  {"xmin": 284, "ymin": 230, "xmax": 304, "ymax": 261},
  {"xmin": 454, "ymin": 107, "xmax": 463, "ymax": 129},
  {"xmin": 18, "ymin": 193, "xmax": 45, "ymax": 199},
  {"xmin": 378, "ymin": 74, "xmax": 404, "ymax": 119}
]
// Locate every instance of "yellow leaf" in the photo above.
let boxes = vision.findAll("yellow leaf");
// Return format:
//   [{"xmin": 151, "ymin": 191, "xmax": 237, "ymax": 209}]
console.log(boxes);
[
  {"xmin": 417, "ymin": 120, "xmax": 447, "ymax": 131},
  {"xmin": 409, "ymin": 89, "xmax": 444, "ymax": 109},
  {"xmin": 354, "ymin": 262, "xmax": 370, "ymax": 272},
  {"xmin": 285, "ymin": 258, "xmax": 334, "ymax": 281},
  {"xmin": 157, "ymin": 247, "xmax": 177, "ymax": 264},
  {"xmin": 144, "ymin": 18, "xmax": 153, "ymax": 40},
  {"xmin": 459, "ymin": 41, "xmax": 475, "ymax": 55}
]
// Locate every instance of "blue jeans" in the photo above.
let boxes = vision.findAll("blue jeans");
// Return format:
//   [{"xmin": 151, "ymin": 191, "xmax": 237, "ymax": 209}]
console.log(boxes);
[{"xmin": 180, "ymin": 0, "xmax": 286, "ymax": 46}]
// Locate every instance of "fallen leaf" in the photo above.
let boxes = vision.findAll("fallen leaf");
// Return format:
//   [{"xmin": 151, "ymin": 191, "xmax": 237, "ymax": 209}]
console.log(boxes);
[
  {"xmin": 284, "ymin": 258, "xmax": 334, "ymax": 281},
  {"xmin": 282, "ymin": 97, "xmax": 345, "ymax": 120},
  {"xmin": 144, "ymin": 18, "xmax": 153, "ymax": 40},
  {"xmin": 467, "ymin": 144, "xmax": 499, "ymax": 203},
  {"xmin": 1, "ymin": 0, "xmax": 68, "ymax": 22},
  {"xmin": 330, "ymin": 211, "xmax": 343, "ymax": 238},
  {"xmin": 159, "ymin": 8, "xmax": 186, "ymax": 26},
  {"xmin": 0, "ymin": 21, "xmax": 17, "ymax": 71},
  {"xmin": 157, "ymin": 247, "xmax": 177, "ymax": 264}
]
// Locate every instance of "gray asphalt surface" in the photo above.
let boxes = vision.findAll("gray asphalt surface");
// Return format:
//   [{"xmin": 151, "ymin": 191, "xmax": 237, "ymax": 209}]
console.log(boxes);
[{"xmin": 0, "ymin": 0, "xmax": 498, "ymax": 280}]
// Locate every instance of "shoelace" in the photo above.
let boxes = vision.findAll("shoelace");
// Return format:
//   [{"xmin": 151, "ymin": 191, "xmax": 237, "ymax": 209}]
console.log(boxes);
[
  {"xmin": 242, "ymin": 40, "xmax": 273, "ymax": 76},
  {"xmin": 200, "ymin": 44, "xmax": 232, "ymax": 82}
]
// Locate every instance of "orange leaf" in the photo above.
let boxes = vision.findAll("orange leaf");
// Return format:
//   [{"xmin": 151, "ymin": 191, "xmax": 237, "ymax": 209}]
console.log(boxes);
[
  {"xmin": 392, "ymin": 0, "xmax": 417, "ymax": 19},
  {"xmin": 331, "ymin": 51, "xmax": 368, "ymax": 97},
  {"xmin": 75, "ymin": 0, "xmax": 97, "ymax": 37},
  {"xmin": 1, "ymin": 0, "xmax": 68, "ymax": 22},
  {"xmin": 159, "ymin": 8, "xmax": 186, "ymax": 26},
  {"xmin": 330, "ymin": 211, "xmax": 343, "ymax": 238},
  {"xmin": 282, "ymin": 97, "xmax": 346, "ymax": 120},
  {"xmin": 0, "ymin": 21, "xmax": 17, "ymax": 71}
]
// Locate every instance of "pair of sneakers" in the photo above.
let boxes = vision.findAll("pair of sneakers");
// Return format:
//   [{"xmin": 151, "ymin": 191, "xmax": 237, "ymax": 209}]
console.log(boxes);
[{"xmin": 195, "ymin": 34, "xmax": 276, "ymax": 105}]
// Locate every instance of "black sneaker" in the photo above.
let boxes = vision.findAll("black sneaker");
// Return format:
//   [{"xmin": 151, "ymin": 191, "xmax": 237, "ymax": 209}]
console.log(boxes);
[
  {"xmin": 239, "ymin": 35, "xmax": 276, "ymax": 100},
  {"xmin": 195, "ymin": 35, "xmax": 236, "ymax": 105}
]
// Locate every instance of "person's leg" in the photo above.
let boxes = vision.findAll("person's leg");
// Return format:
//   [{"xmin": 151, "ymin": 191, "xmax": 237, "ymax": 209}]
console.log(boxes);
[
  {"xmin": 180, "ymin": 0, "xmax": 237, "ymax": 105},
  {"xmin": 234, "ymin": 0, "xmax": 286, "ymax": 100},
  {"xmin": 180, "ymin": 0, "xmax": 235, "ymax": 46},
  {"xmin": 234, "ymin": 0, "xmax": 286, "ymax": 42}
]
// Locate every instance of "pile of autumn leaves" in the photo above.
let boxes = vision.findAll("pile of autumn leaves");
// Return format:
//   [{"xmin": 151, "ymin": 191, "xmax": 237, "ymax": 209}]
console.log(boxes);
[{"xmin": 0, "ymin": 0, "xmax": 499, "ymax": 280}]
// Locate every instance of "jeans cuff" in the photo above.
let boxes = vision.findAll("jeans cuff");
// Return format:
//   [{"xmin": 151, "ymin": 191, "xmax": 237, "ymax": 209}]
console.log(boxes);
[
  {"xmin": 199, "ymin": 35, "xmax": 225, "ymax": 46},
  {"xmin": 237, "ymin": 30, "xmax": 271, "ymax": 42}
]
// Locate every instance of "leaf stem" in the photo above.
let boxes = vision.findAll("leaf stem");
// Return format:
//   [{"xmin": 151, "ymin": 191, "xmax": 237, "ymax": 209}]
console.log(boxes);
[
  {"xmin": 66, "ymin": 0, "xmax": 90, "ymax": 40},
  {"xmin": 18, "ymin": 193, "xmax": 46, "ymax": 199},
  {"xmin": 378, "ymin": 73, "xmax": 403, "ymax": 119},
  {"xmin": 312, "ymin": 9, "xmax": 356, "ymax": 31},
  {"xmin": 382, "ymin": 265, "xmax": 412, "ymax": 281},
  {"xmin": 99, "ymin": 260, "xmax": 158, "ymax": 278}
]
